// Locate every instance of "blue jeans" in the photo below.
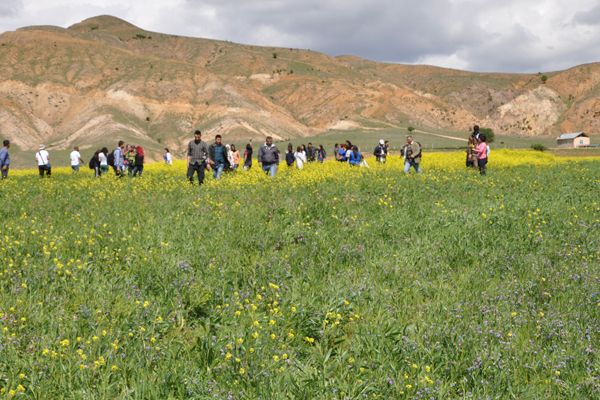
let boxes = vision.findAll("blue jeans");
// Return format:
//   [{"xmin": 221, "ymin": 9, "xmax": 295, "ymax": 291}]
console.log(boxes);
[
  {"xmin": 213, "ymin": 163, "xmax": 225, "ymax": 179},
  {"xmin": 404, "ymin": 160, "xmax": 422, "ymax": 174},
  {"xmin": 262, "ymin": 163, "xmax": 278, "ymax": 177}
]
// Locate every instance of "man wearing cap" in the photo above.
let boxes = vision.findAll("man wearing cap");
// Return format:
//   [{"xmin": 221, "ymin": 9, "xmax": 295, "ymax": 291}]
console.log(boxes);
[
  {"xmin": 374, "ymin": 139, "xmax": 387, "ymax": 163},
  {"xmin": 187, "ymin": 130, "xmax": 209, "ymax": 185},
  {"xmin": 0, "ymin": 140, "xmax": 10, "ymax": 179},
  {"xmin": 35, "ymin": 145, "xmax": 51, "ymax": 177}
]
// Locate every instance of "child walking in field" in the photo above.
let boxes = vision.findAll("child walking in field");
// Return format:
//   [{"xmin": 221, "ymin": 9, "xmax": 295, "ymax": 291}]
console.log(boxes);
[
  {"xmin": 475, "ymin": 135, "xmax": 488, "ymax": 175},
  {"xmin": 294, "ymin": 146, "xmax": 307, "ymax": 169}
]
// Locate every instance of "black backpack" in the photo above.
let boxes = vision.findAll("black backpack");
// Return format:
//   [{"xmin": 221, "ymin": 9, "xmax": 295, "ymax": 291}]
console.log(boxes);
[
  {"xmin": 88, "ymin": 154, "xmax": 98, "ymax": 169},
  {"xmin": 107, "ymin": 151, "xmax": 115, "ymax": 167}
]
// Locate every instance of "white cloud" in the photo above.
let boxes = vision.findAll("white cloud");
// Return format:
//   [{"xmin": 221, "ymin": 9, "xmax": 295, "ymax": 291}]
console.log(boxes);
[{"xmin": 0, "ymin": 0, "xmax": 598, "ymax": 72}]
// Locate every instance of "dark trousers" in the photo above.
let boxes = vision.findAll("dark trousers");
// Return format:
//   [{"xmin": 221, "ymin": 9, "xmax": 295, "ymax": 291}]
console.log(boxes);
[
  {"xmin": 38, "ymin": 165, "xmax": 51, "ymax": 177},
  {"xmin": 187, "ymin": 162, "xmax": 205, "ymax": 185},
  {"xmin": 133, "ymin": 165, "xmax": 144, "ymax": 177},
  {"xmin": 1, "ymin": 167, "xmax": 8, "ymax": 179},
  {"xmin": 478, "ymin": 158, "xmax": 488, "ymax": 175}
]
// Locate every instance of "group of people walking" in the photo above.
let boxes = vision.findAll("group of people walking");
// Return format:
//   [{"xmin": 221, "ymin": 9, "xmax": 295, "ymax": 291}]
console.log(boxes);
[
  {"xmin": 0, "ymin": 125, "xmax": 490, "ymax": 180},
  {"xmin": 87, "ymin": 142, "xmax": 145, "ymax": 177}
]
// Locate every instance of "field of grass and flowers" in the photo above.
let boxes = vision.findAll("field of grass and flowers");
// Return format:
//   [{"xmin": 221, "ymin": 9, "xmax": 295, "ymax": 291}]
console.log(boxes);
[{"xmin": 0, "ymin": 150, "xmax": 599, "ymax": 399}]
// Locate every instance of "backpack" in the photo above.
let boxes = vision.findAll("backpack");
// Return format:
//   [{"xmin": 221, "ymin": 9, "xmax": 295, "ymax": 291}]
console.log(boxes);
[
  {"xmin": 88, "ymin": 155, "xmax": 97, "ymax": 169},
  {"xmin": 107, "ymin": 151, "xmax": 115, "ymax": 167}
]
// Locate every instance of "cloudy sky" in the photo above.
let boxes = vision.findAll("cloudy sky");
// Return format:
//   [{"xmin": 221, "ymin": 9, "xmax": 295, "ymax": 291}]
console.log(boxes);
[{"xmin": 0, "ymin": 0, "xmax": 599, "ymax": 73}]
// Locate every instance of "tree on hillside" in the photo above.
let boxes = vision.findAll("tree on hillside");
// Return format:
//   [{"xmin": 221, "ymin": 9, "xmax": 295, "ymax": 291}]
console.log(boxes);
[
  {"xmin": 541, "ymin": 75, "xmax": 548, "ymax": 84},
  {"xmin": 407, "ymin": 126, "xmax": 415, "ymax": 133},
  {"xmin": 480, "ymin": 127, "xmax": 495, "ymax": 143}
]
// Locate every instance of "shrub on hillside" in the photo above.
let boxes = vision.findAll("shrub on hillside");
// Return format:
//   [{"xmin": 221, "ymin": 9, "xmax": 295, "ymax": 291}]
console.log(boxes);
[
  {"xmin": 531, "ymin": 143, "xmax": 547, "ymax": 152},
  {"xmin": 480, "ymin": 127, "xmax": 495, "ymax": 143}
]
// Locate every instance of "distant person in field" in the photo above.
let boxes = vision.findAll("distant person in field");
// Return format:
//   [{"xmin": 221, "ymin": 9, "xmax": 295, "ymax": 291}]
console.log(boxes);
[
  {"xmin": 348, "ymin": 145, "xmax": 362, "ymax": 166},
  {"xmin": 125, "ymin": 145, "xmax": 136, "ymax": 176},
  {"xmin": 403, "ymin": 136, "xmax": 422, "ymax": 174},
  {"xmin": 187, "ymin": 130, "xmax": 209, "ymax": 185},
  {"xmin": 466, "ymin": 132, "xmax": 478, "ymax": 168},
  {"xmin": 208, "ymin": 134, "xmax": 229, "ymax": 179},
  {"xmin": 336, "ymin": 144, "xmax": 347, "ymax": 162},
  {"xmin": 226, "ymin": 144, "xmax": 235, "ymax": 171},
  {"xmin": 285, "ymin": 143, "xmax": 295, "ymax": 167},
  {"xmin": 243, "ymin": 143, "xmax": 253, "ymax": 170},
  {"xmin": 294, "ymin": 145, "xmax": 307, "ymax": 169},
  {"xmin": 70, "ymin": 146, "xmax": 84, "ymax": 173},
  {"xmin": 113, "ymin": 141, "xmax": 125, "ymax": 177},
  {"xmin": 306, "ymin": 142, "xmax": 316, "ymax": 162},
  {"xmin": 374, "ymin": 139, "xmax": 387, "ymax": 163},
  {"xmin": 475, "ymin": 134, "xmax": 488, "ymax": 175},
  {"xmin": 163, "ymin": 148, "xmax": 173, "ymax": 165},
  {"xmin": 258, "ymin": 136, "xmax": 280, "ymax": 177},
  {"xmin": 317, "ymin": 144, "xmax": 326, "ymax": 163},
  {"xmin": 231, "ymin": 144, "xmax": 241, "ymax": 170},
  {"xmin": 99, "ymin": 147, "xmax": 109, "ymax": 175},
  {"xmin": 0, "ymin": 140, "xmax": 10, "ymax": 179},
  {"xmin": 133, "ymin": 146, "xmax": 144, "ymax": 177},
  {"xmin": 472, "ymin": 124, "xmax": 481, "ymax": 140},
  {"xmin": 89, "ymin": 150, "xmax": 100, "ymax": 177},
  {"xmin": 35, "ymin": 145, "xmax": 51, "ymax": 178}
]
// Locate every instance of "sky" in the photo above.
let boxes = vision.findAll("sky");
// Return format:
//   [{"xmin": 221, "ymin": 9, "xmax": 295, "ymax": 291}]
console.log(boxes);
[{"xmin": 0, "ymin": 0, "xmax": 599, "ymax": 73}]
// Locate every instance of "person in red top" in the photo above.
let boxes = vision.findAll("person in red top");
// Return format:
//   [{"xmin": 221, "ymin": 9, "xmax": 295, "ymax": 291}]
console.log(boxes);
[{"xmin": 475, "ymin": 135, "xmax": 488, "ymax": 175}]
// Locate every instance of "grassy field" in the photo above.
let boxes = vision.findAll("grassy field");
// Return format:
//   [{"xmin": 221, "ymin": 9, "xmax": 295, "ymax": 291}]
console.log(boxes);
[{"xmin": 0, "ymin": 151, "xmax": 599, "ymax": 399}]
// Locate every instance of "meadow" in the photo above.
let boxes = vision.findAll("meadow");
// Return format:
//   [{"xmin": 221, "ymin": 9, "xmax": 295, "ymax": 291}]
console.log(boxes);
[{"xmin": 0, "ymin": 150, "xmax": 598, "ymax": 399}]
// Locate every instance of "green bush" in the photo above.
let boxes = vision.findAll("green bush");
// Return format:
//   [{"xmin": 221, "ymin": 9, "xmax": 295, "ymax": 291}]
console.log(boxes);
[
  {"xmin": 531, "ymin": 143, "xmax": 547, "ymax": 152},
  {"xmin": 480, "ymin": 127, "xmax": 495, "ymax": 143}
]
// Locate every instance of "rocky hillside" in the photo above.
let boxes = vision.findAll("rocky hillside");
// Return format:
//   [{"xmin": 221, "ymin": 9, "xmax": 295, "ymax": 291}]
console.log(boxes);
[{"xmin": 0, "ymin": 15, "xmax": 598, "ymax": 158}]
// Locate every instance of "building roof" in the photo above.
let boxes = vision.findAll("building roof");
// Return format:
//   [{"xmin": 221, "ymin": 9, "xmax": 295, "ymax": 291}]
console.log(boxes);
[{"xmin": 557, "ymin": 132, "xmax": 588, "ymax": 140}]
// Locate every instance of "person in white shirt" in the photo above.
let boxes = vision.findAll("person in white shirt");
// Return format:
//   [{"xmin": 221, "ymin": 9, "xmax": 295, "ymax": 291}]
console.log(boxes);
[
  {"xmin": 69, "ymin": 146, "xmax": 84, "ymax": 172},
  {"xmin": 163, "ymin": 148, "xmax": 173, "ymax": 165},
  {"xmin": 35, "ymin": 145, "xmax": 51, "ymax": 177},
  {"xmin": 98, "ymin": 147, "xmax": 109, "ymax": 174},
  {"xmin": 294, "ymin": 145, "xmax": 307, "ymax": 169}
]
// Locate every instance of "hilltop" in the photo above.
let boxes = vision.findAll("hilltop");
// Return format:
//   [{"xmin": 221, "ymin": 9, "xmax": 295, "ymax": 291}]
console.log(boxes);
[{"xmin": 0, "ymin": 15, "xmax": 599, "ymax": 159}]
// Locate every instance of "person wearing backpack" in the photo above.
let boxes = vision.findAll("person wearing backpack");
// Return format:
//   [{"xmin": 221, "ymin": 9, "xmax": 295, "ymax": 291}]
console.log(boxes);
[
  {"xmin": 403, "ymin": 136, "xmax": 422, "ymax": 174},
  {"xmin": 89, "ymin": 150, "xmax": 100, "ymax": 177},
  {"xmin": 35, "ymin": 145, "xmax": 51, "ymax": 177}
]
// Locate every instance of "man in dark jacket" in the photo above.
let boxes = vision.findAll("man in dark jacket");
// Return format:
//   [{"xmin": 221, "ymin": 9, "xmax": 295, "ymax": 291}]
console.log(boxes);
[
  {"xmin": 306, "ymin": 143, "xmax": 316, "ymax": 162},
  {"xmin": 258, "ymin": 136, "xmax": 280, "ymax": 177},
  {"xmin": 187, "ymin": 130, "xmax": 209, "ymax": 185},
  {"xmin": 208, "ymin": 134, "xmax": 230, "ymax": 179}
]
